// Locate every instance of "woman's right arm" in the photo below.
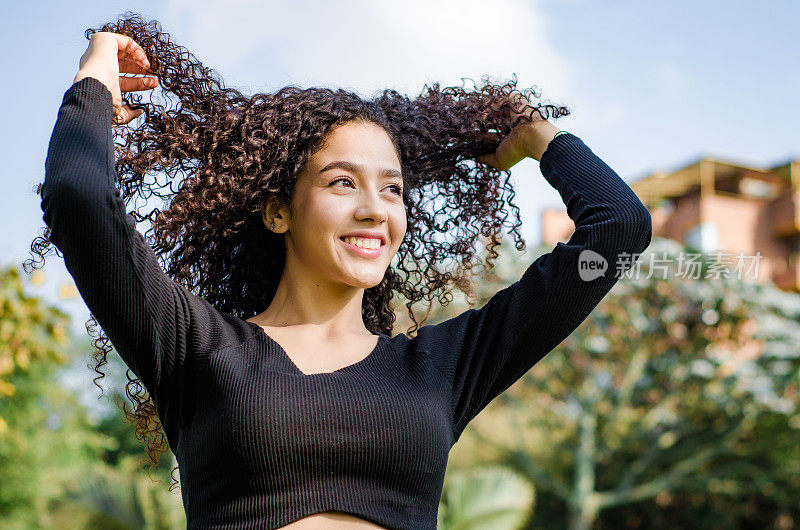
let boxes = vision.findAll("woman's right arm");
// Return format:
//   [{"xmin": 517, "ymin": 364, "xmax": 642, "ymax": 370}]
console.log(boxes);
[{"xmin": 41, "ymin": 71, "xmax": 249, "ymax": 420}]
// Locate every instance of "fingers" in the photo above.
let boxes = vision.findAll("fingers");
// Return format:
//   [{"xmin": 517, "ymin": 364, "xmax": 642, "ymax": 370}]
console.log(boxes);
[
  {"xmin": 476, "ymin": 153, "xmax": 498, "ymax": 168},
  {"xmin": 477, "ymin": 149, "xmax": 516, "ymax": 171},
  {"xmin": 107, "ymin": 33, "xmax": 154, "ymax": 93},
  {"xmin": 112, "ymin": 33, "xmax": 150, "ymax": 68},
  {"xmin": 112, "ymin": 104, "xmax": 145, "ymax": 127},
  {"xmin": 119, "ymin": 56, "xmax": 154, "ymax": 75},
  {"xmin": 119, "ymin": 74, "xmax": 158, "ymax": 93},
  {"xmin": 114, "ymin": 40, "xmax": 157, "ymax": 94}
]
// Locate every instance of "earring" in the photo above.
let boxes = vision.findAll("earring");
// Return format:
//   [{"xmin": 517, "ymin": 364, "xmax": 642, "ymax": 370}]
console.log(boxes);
[{"xmin": 270, "ymin": 221, "xmax": 275, "ymax": 230}]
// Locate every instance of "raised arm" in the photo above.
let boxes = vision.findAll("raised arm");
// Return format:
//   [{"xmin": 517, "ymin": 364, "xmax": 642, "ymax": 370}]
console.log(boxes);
[
  {"xmin": 417, "ymin": 129, "xmax": 652, "ymax": 443},
  {"xmin": 41, "ymin": 59, "xmax": 248, "ymax": 428}
]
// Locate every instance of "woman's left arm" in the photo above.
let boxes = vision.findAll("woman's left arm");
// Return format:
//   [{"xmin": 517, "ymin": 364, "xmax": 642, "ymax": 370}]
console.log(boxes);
[{"xmin": 417, "ymin": 119, "xmax": 652, "ymax": 443}]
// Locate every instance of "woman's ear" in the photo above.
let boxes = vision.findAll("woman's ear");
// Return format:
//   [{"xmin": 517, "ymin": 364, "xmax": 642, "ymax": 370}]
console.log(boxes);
[{"xmin": 261, "ymin": 195, "xmax": 289, "ymax": 233}]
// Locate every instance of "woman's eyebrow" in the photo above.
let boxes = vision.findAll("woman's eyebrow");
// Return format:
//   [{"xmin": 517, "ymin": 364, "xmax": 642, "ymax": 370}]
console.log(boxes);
[{"xmin": 319, "ymin": 160, "xmax": 402, "ymax": 180}]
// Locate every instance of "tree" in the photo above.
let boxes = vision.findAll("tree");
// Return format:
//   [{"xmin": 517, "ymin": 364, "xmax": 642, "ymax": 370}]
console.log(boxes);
[
  {"xmin": 0, "ymin": 264, "xmax": 110, "ymax": 528},
  {"xmin": 0, "ymin": 265, "xmax": 69, "ymax": 434},
  {"xmin": 52, "ymin": 385, "xmax": 186, "ymax": 529},
  {"xmin": 0, "ymin": 264, "xmax": 185, "ymax": 528},
  {"xmin": 443, "ymin": 237, "xmax": 800, "ymax": 529}
]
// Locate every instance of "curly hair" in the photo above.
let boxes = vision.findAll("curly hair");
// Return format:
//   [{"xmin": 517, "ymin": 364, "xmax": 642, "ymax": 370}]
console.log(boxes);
[{"xmin": 25, "ymin": 11, "xmax": 570, "ymax": 491}]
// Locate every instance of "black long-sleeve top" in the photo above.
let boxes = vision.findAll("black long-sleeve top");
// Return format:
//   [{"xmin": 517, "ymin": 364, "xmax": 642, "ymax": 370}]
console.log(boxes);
[{"xmin": 41, "ymin": 76, "xmax": 652, "ymax": 529}]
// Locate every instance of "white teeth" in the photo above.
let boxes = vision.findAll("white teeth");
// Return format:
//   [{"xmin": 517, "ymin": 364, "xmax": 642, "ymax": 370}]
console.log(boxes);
[{"xmin": 343, "ymin": 236, "xmax": 381, "ymax": 249}]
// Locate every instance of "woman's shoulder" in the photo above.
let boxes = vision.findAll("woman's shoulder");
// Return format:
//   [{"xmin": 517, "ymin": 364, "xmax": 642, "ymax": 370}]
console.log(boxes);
[
  {"xmin": 385, "ymin": 310, "xmax": 477, "ymax": 376},
  {"xmin": 201, "ymin": 311, "xmax": 267, "ymax": 358}
]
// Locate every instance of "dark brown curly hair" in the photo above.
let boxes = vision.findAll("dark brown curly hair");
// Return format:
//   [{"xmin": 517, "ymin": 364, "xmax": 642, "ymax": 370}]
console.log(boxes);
[{"xmin": 25, "ymin": 11, "xmax": 570, "ymax": 491}]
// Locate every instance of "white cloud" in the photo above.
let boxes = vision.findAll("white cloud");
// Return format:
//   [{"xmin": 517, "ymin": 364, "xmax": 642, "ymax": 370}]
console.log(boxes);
[{"xmin": 162, "ymin": 0, "xmax": 573, "ymax": 100}]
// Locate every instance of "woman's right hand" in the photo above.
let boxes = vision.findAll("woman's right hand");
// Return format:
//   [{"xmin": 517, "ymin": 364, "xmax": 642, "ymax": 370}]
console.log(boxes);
[{"xmin": 73, "ymin": 31, "xmax": 159, "ymax": 125}]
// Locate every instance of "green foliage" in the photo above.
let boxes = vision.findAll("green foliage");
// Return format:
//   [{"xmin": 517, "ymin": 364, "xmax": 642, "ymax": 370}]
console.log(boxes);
[
  {"xmin": 0, "ymin": 265, "xmax": 70, "ymax": 433},
  {"xmin": 438, "ymin": 465, "xmax": 535, "ymax": 530},
  {"xmin": 53, "ymin": 455, "xmax": 185, "ymax": 529},
  {"xmin": 0, "ymin": 264, "xmax": 184, "ymax": 528},
  {"xmin": 0, "ymin": 265, "xmax": 109, "ymax": 528}
]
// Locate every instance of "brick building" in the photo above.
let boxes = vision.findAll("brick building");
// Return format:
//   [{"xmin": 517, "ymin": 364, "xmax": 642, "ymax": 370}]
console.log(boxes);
[{"xmin": 541, "ymin": 155, "xmax": 800, "ymax": 292}]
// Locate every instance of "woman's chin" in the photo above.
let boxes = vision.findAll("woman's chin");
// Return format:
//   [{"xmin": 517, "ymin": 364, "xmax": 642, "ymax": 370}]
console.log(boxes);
[{"xmin": 341, "ymin": 270, "xmax": 386, "ymax": 289}]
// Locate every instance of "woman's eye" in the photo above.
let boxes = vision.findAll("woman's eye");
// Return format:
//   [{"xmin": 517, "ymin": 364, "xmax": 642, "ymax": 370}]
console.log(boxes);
[
  {"xmin": 331, "ymin": 177, "xmax": 354, "ymax": 188},
  {"xmin": 331, "ymin": 177, "xmax": 403, "ymax": 196}
]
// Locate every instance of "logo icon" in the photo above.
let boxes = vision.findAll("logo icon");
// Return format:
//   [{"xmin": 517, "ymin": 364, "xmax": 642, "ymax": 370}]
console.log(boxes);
[{"xmin": 578, "ymin": 249, "xmax": 607, "ymax": 281}]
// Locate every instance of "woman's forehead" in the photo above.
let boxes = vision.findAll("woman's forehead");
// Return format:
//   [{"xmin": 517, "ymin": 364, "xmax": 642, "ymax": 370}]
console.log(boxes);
[
  {"xmin": 321, "ymin": 121, "xmax": 394, "ymax": 150},
  {"xmin": 310, "ymin": 123, "xmax": 400, "ymax": 173}
]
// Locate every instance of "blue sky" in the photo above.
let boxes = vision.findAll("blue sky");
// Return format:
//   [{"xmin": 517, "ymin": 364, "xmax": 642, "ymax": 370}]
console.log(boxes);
[{"xmin": 2, "ymin": 0, "xmax": 798, "ymax": 338}]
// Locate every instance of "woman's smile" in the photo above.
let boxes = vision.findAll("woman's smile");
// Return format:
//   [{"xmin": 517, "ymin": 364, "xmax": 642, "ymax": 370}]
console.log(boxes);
[{"xmin": 339, "ymin": 236, "xmax": 385, "ymax": 258}]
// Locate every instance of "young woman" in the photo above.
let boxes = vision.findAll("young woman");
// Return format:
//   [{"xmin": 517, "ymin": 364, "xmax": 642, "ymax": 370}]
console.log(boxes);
[{"xmin": 35, "ymin": 14, "xmax": 651, "ymax": 530}]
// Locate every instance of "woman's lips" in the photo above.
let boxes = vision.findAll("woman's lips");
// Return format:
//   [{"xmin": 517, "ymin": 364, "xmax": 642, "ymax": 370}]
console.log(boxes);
[{"xmin": 339, "ymin": 237, "xmax": 384, "ymax": 258}]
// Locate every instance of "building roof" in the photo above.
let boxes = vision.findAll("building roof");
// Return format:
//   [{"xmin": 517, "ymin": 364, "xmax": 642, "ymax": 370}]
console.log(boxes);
[{"xmin": 630, "ymin": 155, "xmax": 798, "ymax": 208}]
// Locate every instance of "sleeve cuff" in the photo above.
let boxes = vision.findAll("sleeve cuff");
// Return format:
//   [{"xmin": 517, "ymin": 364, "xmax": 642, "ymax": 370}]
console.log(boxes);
[
  {"xmin": 64, "ymin": 76, "xmax": 114, "ymax": 118},
  {"xmin": 538, "ymin": 131, "xmax": 581, "ymax": 174}
]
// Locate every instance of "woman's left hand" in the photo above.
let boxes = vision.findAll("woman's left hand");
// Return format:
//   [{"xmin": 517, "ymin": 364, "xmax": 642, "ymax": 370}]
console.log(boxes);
[{"xmin": 476, "ymin": 92, "xmax": 560, "ymax": 169}]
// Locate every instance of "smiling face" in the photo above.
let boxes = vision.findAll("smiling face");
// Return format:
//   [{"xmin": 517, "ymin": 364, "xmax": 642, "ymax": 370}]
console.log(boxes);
[{"xmin": 264, "ymin": 119, "xmax": 407, "ymax": 289}]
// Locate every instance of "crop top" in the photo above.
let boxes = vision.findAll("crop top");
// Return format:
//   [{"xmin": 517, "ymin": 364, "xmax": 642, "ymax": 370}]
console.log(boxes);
[{"xmin": 41, "ymin": 75, "xmax": 652, "ymax": 529}]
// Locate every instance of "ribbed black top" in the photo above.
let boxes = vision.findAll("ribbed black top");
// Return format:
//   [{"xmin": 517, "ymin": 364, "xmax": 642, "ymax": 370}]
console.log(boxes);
[{"xmin": 41, "ymin": 76, "xmax": 652, "ymax": 529}]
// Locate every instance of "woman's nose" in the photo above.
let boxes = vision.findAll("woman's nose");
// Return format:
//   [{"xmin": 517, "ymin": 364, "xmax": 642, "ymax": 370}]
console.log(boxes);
[{"xmin": 356, "ymin": 188, "xmax": 389, "ymax": 223}]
